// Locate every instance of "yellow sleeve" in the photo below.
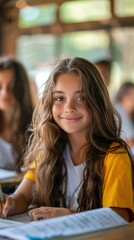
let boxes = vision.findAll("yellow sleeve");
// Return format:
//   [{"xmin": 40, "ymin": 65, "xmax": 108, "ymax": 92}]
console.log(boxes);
[
  {"xmin": 102, "ymin": 149, "xmax": 134, "ymax": 213},
  {"xmin": 24, "ymin": 154, "xmax": 40, "ymax": 181},
  {"xmin": 24, "ymin": 161, "xmax": 35, "ymax": 181}
]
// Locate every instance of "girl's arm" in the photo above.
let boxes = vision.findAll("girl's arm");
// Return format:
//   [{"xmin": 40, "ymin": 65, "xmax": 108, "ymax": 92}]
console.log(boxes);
[
  {"xmin": 103, "ymin": 149, "xmax": 134, "ymax": 222},
  {"xmin": 1, "ymin": 178, "xmax": 34, "ymax": 217},
  {"xmin": 111, "ymin": 207, "xmax": 130, "ymax": 222},
  {"xmin": 28, "ymin": 206, "xmax": 130, "ymax": 222}
]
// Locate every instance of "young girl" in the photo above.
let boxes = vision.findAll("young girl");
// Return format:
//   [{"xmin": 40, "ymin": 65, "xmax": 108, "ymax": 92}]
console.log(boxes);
[
  {"xmin": 0, "ymin": 57, "xmax": 34, "ymax": 171},
  {"xmin": 1, "ymin": 57, "xmax": 134, "ymax": 222}
]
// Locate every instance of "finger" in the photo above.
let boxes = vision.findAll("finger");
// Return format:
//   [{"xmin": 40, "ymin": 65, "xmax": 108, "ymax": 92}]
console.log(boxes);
[
  {"xmin": 29, "ymin": 209, "xmax": 37, "ymax": 221},
  {"xmin": 0, "ymin": 204, "xmax": 2, "ymax": 214},
  {"xmin": 3, "ymin": 197, "xmax": 15, "ymax": 217},
  {"xmin": 29, "ymin": 209, "xmax": 50, "ymax": 221},
  {"xmin": 29, "ymin": 207, "xmax": 46, "ymax": 218},
  {"xmin": 29, "ymin": 211, "xmax": 47, "ymax": 221},
  {"xmin": 30, "ymin": 211, "xmax": 39, "ymax": 221},
  {"xmin": 29, "ymin": 208, "xmax": 38, "ymax": 219}
]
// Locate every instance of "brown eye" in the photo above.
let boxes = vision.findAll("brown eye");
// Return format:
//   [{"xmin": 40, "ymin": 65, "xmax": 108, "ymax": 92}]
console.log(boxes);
[
  {"xmin": 76, "ymin": 96, "xmax": 81, "ymax": 101},
  {"xmin": 75, "ymin": 96, "xmax": 84, "ymax": 102},
  {"xmin": 53, "ymin": 96, "xmax": 64, "ymax": 102}
]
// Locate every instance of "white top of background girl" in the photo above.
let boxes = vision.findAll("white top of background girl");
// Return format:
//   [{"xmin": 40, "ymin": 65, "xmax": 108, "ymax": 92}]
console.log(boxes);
[{"xmin": 0, "ymin": 137, "xmax": 17, "ymax": 170}]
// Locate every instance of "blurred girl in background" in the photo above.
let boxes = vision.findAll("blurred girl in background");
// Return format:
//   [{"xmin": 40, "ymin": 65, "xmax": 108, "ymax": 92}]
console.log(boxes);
[
  {"xmin": 114, "ymin": 81, "xmax": 134, "ymax": 156},
  {"xmin": 0, "ymin": 57, "xmax": 34, "ymax": 171}
]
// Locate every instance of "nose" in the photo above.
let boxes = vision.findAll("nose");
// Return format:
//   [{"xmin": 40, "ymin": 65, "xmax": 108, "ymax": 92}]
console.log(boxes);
[
  {"xmin": 0, "ymin": 87, "xmax": 9, "ymax": 96},
  {"xmin": 64, "ymin": 100, "xmax": 76, "ymax": 113}
]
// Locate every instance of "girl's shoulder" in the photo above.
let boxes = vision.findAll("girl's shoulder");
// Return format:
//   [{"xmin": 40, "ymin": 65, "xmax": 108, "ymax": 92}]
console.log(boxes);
[
  {"xmin": 108, "ymin": 142, "xmax": 127, "ymax": 153},
  {"xmin": 104, "ymin": 142, "xmax": 131, "ymax": 167}
]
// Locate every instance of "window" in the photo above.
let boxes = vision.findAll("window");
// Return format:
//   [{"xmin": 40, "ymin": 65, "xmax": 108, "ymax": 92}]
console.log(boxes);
[
  {"xmin": 19, "ymin": 4, "xmax": 57, "ymax": 28},
  {"xmin": 60, "ymin": 0, "xmax": 111, "ymax": 23},
  {"xmin": 115, "ymin": 0, "xmax": 134, "ymax": 17},
  {"xmin": 61, "ymin": 31, "xmax": 110, "ymax": 60}
]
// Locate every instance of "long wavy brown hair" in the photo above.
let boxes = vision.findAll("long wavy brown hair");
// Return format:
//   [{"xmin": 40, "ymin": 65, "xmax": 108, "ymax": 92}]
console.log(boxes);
[
  {"xmin": 24, "ymin": 57, "xmax": 134, "ymax": 211},
  {"xmin": 0, "ymin": 57, "xmax": 33, "ymax": 171}
]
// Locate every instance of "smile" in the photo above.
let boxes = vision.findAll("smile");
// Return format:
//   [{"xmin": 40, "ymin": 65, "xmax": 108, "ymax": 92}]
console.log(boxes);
[{"xmin": 60, "ymin": 117, "xmax": 81, "ymax": 122}]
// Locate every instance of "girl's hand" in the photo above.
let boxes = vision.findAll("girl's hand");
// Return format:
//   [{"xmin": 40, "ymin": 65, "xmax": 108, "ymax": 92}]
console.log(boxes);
[
  {"xmin": 29, "ymin": 207, "xmax": 75, "ymax": 221},
  {"xmin": 0, "ymin": 194, "xmax": 15, "ymax": 218}
]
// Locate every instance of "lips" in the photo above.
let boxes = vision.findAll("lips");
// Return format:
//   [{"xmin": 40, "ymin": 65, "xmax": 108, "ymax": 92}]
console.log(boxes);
[
  {"xmin": 60, "ymin": 116, "xmax": 81, "ymax": 122},
  {"xmin": 0, "ymin": 98, "xmax": 11, "ymax": 104}
]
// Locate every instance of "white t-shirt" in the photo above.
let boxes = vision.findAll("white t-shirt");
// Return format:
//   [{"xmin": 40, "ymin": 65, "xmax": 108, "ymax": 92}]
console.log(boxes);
[
  {"xmin": 63, "ymin": 145, "xmax": 85, "ymax": 210},
  {"xmin": 0, "ymin": 137, "xmax": 17, "ymax": 170}
]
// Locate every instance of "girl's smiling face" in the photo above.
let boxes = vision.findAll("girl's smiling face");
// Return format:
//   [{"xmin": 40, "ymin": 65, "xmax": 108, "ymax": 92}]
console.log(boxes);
[
  {"xmin": 0, "ymin": 69, "xmax": 15, "ymax": 111},
  {"xmin": 52, "ymin": 72, "xmax": 90, "ymax": 137}
]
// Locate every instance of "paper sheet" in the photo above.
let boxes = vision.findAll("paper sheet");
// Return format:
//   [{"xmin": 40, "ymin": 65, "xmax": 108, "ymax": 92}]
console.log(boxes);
[
  {"xmin": 0, "ymin": 219, "xmax": 22, "ymax": 229},
  {"xmin": 0, "ymin": 208, "xmax": 128, "ymax": 240}
]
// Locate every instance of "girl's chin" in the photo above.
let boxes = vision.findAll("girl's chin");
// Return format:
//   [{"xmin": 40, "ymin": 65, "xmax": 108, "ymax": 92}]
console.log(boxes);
[{"xmin": 0, "ymin": 104, "xmax": 12, "ymax": 111}]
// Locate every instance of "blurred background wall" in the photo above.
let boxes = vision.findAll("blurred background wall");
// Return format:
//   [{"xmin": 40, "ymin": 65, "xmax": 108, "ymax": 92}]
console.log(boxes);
[{"xmin": 0, "ymin": 0, "xmax": 134, "ymax": 98}]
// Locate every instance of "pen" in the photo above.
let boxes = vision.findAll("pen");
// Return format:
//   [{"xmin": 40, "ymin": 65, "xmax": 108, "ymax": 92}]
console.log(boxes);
[{"xmin": 0, "ymin": 184, "xmax": 6, "ymax": 218}]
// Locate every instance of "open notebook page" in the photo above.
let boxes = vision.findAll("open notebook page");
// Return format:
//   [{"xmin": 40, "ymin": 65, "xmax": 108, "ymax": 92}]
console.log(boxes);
[{"xmin": 0, "ymin": 208, "xmax": 128, "ymax": 240}]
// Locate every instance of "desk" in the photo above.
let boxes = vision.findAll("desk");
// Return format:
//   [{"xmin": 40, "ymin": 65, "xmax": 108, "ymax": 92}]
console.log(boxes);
[
  {"xmin": 66, "ymin": 222, "xmax": 134, "ymax": 240},
  {"xmin": 0, "ymin": 173, "xmax": 23, "ymax": 188}
]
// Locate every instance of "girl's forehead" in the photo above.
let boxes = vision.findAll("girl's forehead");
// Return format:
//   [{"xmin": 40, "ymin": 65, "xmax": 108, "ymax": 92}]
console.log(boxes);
[
  {"xmin": 0, "ymin": 69, "xmax": 14, "ymax": 83},
  {"xmin": 55, "ymin": 72, "xmax": 81, "ymax": 82},
  {"xmin": 53, "ymin": 73, "xmax": 82, "ymax": 90}
]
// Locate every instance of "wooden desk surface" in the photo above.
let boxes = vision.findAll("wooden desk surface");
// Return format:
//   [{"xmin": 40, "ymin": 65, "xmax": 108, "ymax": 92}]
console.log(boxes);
[{"xmin": 0, "ymin": 173, "xmax": 23, "ymax": 187}]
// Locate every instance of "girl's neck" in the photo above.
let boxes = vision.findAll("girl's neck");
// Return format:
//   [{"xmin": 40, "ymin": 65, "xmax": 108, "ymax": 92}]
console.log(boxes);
[
  {"xmin": 1, "ymin": 128, "xmax": 12, "ymax": 142},
  {"xmin": 2, "ymin": 110, "xmax": 11, "ymax": 123},
  {"xmin": 1, "ymin": 111, "xmax": 12, "ymax": 142},
  {"xmin": 68, "ymin": 134, "xmax": 87, "ymax": 165}
]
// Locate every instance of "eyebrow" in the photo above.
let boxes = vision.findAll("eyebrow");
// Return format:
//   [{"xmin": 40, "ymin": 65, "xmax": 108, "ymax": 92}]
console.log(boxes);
[{"xmin": 53, "ymin": 90, "xmax": 82, "ymax": 94}]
